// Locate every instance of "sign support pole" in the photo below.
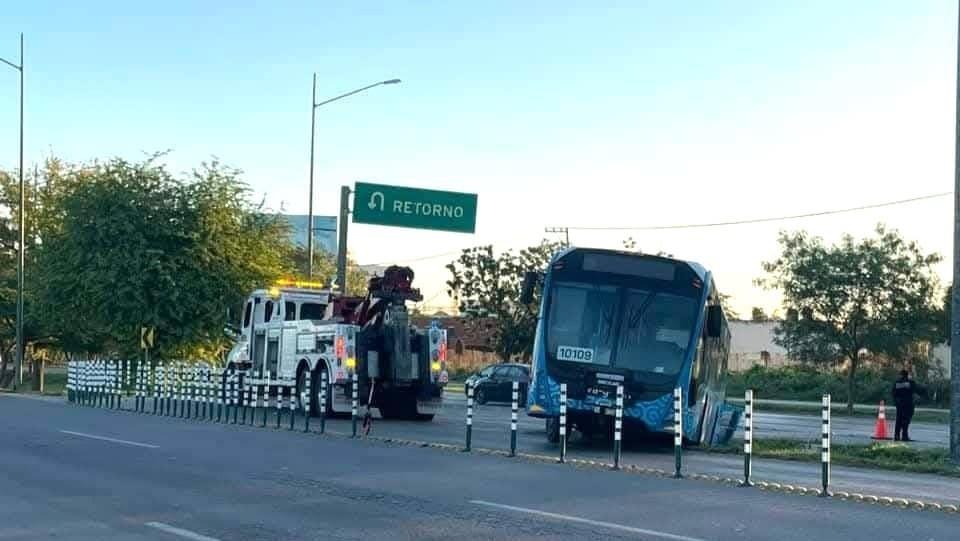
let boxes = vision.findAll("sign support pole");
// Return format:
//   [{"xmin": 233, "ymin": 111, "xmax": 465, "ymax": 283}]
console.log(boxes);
[{"xmin": 336, "ymin": 186, "xmax": 350, "ymax": 295}]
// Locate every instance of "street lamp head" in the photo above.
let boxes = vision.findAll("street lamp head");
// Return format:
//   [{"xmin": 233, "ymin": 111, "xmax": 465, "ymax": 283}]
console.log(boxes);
[{"xmin": 382, "ymin": 79, "xmax": 402, "ymax": 85}]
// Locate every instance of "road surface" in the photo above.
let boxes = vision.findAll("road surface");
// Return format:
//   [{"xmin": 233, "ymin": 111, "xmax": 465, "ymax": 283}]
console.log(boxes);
[{"xmin": 1, "ymin": 393, "xmax": 957, "ymax": 540}]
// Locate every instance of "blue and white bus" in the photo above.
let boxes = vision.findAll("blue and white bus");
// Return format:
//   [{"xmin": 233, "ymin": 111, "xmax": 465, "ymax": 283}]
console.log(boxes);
[{"xmin": 523, "ymin": 247, "xmax": 741, "ymax": 446}]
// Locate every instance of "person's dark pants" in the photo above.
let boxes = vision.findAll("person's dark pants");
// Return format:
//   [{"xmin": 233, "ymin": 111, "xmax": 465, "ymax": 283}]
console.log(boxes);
[{"xmin": 894, "ymin": 404, "xmax": 914, "ymax": 441}]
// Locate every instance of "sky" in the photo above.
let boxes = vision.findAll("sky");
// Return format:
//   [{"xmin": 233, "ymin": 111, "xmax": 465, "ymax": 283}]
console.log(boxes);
[{"xmin": 0, "ymin": 1, "xmax": 958, "ymax": 316}]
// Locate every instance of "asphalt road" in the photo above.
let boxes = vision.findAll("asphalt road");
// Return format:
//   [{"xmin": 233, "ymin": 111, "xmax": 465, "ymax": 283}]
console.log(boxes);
[{"xmin": 1, "ymin": 393, "xmax": 957, "ymax": 541}]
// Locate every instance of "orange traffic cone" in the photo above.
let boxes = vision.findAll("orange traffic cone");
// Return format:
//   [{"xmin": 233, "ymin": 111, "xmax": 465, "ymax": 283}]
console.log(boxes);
[{"xmin": 871, "ymin": 400, "xmax": 890, "ymax": 440}]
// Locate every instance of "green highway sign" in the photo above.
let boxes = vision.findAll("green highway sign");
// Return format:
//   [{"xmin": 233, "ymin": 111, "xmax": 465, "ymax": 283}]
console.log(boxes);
[{"xmin": 352, "ymin": 182, "xmax": 477, "ymax": 233}]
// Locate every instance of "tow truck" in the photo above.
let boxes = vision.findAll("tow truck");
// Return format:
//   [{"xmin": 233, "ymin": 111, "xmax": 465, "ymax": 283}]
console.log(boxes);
[{"xmin": 225, "ymin": 266, "xmax": 448, "ymax": 420}]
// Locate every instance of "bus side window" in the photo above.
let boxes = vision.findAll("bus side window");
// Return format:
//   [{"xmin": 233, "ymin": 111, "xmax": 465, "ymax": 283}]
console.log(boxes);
[
  {"xmin": 284, "ymin": 301, "xmax": 297, "ymax": 321},
  {"xmin": 264, "ymin": 300, "xmax": 275, "ymax": 323}
]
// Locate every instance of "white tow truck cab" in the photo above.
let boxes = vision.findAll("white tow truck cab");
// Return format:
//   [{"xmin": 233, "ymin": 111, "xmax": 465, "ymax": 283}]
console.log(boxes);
[{"xmin": 226, "ymin": 271, "xmax": 447, "ymax": 420}]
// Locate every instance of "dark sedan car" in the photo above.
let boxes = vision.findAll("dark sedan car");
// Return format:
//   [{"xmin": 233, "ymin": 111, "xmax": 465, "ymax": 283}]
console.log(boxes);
[{"xmin": 463, "ymin": 362, "xmax": 530, "ymax": 405}]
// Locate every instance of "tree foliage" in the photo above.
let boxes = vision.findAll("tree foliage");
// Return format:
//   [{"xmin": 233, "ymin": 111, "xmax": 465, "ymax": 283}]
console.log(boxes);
[
  {"xmin": 758, "ymin": 225, "xmax": 942, "ymax": 412},
  {"xmin": 29, "ymin": 157, "xmax": 292, "ymax": 358},
  {"xmin": 446, "ymin": 240, "xmax": 563, "ymax": 360},
  {"xmin": 751, "ymin": 307, "xmax": 768, "ymax": 321}
]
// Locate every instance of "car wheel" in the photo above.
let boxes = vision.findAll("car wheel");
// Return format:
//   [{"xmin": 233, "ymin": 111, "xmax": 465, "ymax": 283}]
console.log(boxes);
[{"xmin": 475, "ymin": 387, "xmax": 487, "ymax": 405}]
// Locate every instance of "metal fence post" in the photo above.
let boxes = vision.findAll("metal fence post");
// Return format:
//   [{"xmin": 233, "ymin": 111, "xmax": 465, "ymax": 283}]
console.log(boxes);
[
  {"xmin": 232, "ymin": 370, "xmax": 240, "ymax": 424},
  {"xmin": 510, "ymin": 381, "xmax": 519, "ymax": 457},
  {"xmin": 559, "ymin": 383, "xmax": 567, "ymax": 463},
  {"xmin": 673, "ymin": 386, "xmax": 683, "ymax": 479},
  {"xmin": 304, "ymin": 375, "xmax": 312, "ymax": 433},
  {"xmin": 319, "ymin": 371, "xmax": 327, "ymax": 434},
  {"xmin": 820, "ymin": 394, "xmax": 832, "ymax": 497},
  {"xmin": 123, "ymin": 360, "xmax": 129, "ymax": 396},
  {"xmin": 351, "ymin": 372, "xmax": 359, "ymax": 438},
  {"xmin": 245, "ymin": 372, "xmax": 253, "ymax": 424},
  {"xmin": 741, "ymin": 389, "xmax": 754, "ymax": 487},
  {"xmin": 613, "ymin": 384, "xmax": 623, "ymax": 469},
  {"xmin": 464, "ymin": 381, "xmax": 473, "ymax": 452}
]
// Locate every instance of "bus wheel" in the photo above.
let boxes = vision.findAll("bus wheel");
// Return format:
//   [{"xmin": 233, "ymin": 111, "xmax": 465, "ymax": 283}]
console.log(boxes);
[{"xmin": 546, "ymin": 417, "xmax": 560, "ymax": 444}]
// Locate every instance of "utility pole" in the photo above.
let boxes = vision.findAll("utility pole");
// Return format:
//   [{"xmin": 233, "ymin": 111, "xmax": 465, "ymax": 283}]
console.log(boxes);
[
  {"xmin": 1, "ymin": 34, "xmax": 24, "ymax": 389},
  {"xmin": 544, "ymin": 226, "xmax": 570, "ymax": 246},
  {"xmin": 951, "ymin": 1, "xmax": 960, "ymax": 463}
]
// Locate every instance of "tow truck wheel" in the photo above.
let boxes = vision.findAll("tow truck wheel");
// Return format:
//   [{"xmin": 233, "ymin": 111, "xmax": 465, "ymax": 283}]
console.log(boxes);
[{"xmin": 295, "ymin": 363, "xmax": 310, "ymax": 414}]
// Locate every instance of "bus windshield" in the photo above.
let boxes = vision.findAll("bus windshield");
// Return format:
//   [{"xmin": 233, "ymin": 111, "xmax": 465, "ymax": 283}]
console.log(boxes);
[{"xmin": 546, "ymin": 281, "xmax": 700, "ymax": 376}]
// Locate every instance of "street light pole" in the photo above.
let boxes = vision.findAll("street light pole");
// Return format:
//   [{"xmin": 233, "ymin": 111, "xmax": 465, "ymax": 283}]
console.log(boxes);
[
  {"xmin": 1, "ymin": 34, "xmax": 24, "ymax": 389},
  {"xmin": 951, "ymin": 2, "xmax": 960, "ymax": 463},
  {"xmin": 306, "ymin": 77, "xmax": 400, "ymax": 280}
]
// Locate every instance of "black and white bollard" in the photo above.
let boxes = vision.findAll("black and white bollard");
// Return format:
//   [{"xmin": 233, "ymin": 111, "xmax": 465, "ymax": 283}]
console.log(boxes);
[
  {"xmin": 185, "ymin": 366, "xmax": 193, "ymax": 419},
  {"xmin": 820, "ymin": 394, "xmax": 831, "ymax": 497},
  {"xmin": 173, "ymin": 365, "xmax": 180, "ymax": 417},
  {"xmin": 154, "ymin": 365, "xmax": 161, "ymax": 414},
  {"xmin": 351, "ymin": 373, "xmax": 359, "ymax": 438},
  {"xmin": 289, "ymin": 377, "xmax": 296, "ymax": 431},
  {"xmin": 319, "ymin": 371, "xmax": 327, "ymax": 434},
  {"xmin": 123, "ymin": 360, "xmax": 130, "ymax": 396},
  {"xmin": 559, "ymin": 383, "xmax": 567, "ymax": 463},
  {"xmin": 304, "ymin": 375, "xmax": 312, "ymax": 433},
  {"xmin": 464, "ymin": 381, "xmax": 473, "ymax": 452},
  {"xmin": 232, "ymin": 370, "xmax": 240, "ymax": 424},
  {"xmin": 217, "ymin": 369, "xmax": 225, "ymax": 422},
  {"xmin": 251, "ymin": 371, "xmax": 260, "ymax": 426},
  {"xmin": 509, "ymin": 381, "xmax": 519, "ymax": 457},
  {"xmin": 673, "ymin": 386, "xmax": 683, "ymax": 479},
  {"xmin": 262, "ymin": 372, "xmax": 270, "ymax": 427},
  {"xmin": 245, "ymin": 373, "xmax": 253, "ymax": 425},
  {"xmin": 275, "ymin": 376, "xmax": 283, "ymax": 429},
  {"xmin": 741, "ymin": 389, "xmax": 754, "ymax": 486},
  {"xmin": 613, "ymin": 384, "xmax": 623, "ymax": 469},
  {"xmin": 239, "ymin": 371, "xmax": 248, "ymax": 425}
]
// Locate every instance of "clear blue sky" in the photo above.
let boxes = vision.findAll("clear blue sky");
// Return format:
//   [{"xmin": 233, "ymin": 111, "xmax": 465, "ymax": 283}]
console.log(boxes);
[{"xmin": 1, "ymin": 1, "xmax": 957, "ymax": 313}]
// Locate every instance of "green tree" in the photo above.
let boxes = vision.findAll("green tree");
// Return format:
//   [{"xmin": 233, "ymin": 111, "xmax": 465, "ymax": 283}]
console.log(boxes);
[
  {"xmin": 758, "ymin": 225, "xmax": 942, "ymax": 412},
  {"xmin": 446, "ymin": 240, "xmax": 562, "ymax": 360},
  {"xmin": 938, "ymin": 284, "xmax": 951, "ymax": 345},
  {"xmin": 31, "ymin": 157, "xmax": 292, "ymax": 358},
  {"xmin": 751, "ymin": 307, "xmax": 768, "ymax": 321}
]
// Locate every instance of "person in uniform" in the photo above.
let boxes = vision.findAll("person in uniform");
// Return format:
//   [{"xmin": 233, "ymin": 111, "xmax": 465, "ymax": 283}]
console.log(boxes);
[{"xmin": 892, "ymin": 369, "xmax": 924, "ymax": 442}]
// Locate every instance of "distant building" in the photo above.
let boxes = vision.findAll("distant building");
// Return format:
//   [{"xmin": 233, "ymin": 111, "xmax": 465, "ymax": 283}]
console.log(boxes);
[
  {"xmin": 728, "ymin": 320, "xmax": 790, "ymax": 372},
  {"xmin": 282, "ymin": 215, "xmax": 337, "ymax": 254}
]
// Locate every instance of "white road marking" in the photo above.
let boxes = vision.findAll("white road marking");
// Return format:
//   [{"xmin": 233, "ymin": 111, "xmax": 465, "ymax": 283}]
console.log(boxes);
[
  {"xmin": 145, "ymin": 522, "xmax": 221, "ymax": 541},
  {"xmin": 470, "ymin": 500, "xmax": 710, "ymax": 541},
  {"xmin": 59, "ymin": 430, "xmax": 159, "ymax": 449}
]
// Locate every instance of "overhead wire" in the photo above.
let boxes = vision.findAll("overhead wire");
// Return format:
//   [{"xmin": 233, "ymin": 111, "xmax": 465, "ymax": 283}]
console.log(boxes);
[{"xmin": 361, "ymin": 191, "xmax": 951, "ymax": 265}]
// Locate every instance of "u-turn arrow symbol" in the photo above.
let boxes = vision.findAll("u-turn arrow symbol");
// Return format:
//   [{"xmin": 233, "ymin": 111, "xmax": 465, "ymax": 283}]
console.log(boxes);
[{"xmin": 368, "ymin": 191, "xmax": 385, "ymax": 211}]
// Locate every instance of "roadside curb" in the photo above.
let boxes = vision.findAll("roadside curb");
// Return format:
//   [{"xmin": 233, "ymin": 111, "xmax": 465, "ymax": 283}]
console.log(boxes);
[{"xmin": 345, "ymin": 431, "xmax": 960, "ymax": 516}]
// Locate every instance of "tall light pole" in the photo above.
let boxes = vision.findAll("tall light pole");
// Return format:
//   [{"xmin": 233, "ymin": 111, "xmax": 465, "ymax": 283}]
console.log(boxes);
[
  {"xmin": 1, "ymin": 34, "xmax": 23, "ymax": 389},
  {"xmin": 951, "ymin": 2, "xmax": 960, "ymax": 463},
  {"xmin": 307, "ymin": 76, "xmax": 401, "ymax": 279}
]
